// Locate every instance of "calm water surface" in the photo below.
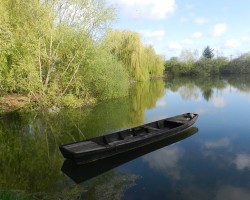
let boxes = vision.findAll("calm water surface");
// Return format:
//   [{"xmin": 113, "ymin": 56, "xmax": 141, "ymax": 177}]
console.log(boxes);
[{"xmin": 1, "ymin": 75, "xmax": 250, "ymax": 200}]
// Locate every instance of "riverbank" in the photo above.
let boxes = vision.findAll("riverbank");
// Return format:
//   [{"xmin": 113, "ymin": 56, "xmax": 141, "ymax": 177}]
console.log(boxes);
[{"xmin": 0, "ymin": 94, "xmax": 30, "ymax": 112}]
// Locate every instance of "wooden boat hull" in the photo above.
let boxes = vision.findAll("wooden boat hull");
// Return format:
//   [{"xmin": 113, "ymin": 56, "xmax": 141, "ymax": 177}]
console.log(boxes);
[{"xmin": 59, "ymin": 113, "xmax": 198, "ymax": 165}]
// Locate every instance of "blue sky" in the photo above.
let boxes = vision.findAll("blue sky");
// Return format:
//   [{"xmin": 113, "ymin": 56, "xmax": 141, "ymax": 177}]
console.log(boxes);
[{"xmin": 106, "ymin": 0, "xmax": 250, "ymax": 59}]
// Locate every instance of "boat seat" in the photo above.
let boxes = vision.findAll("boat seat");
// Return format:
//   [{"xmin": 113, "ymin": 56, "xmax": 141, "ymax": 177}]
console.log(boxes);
[{"xmin": 142, "ymin": 125, "xmax": 161, "ymax": 132}]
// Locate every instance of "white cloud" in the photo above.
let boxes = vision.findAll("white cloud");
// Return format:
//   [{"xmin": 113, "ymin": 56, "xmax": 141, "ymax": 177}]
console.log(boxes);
[
  {"xmin": 139, "ymin": 29, "xmax": 165, "ymax": 43},
  {"xmin": 168, "ymin": 41, "xmax": 182, "ymax": 50},
  {"xmin": 205, "ymin": 138, "xmax": 230, "ymax": 149},
  {"xmin": 109, "ymin": 0, "xmax": 176, "ymax": 20},
  {"xmin": 224, "ymin": 39, "xmax": 241, "ymax": 48},
  {"xmin": 193, "ymin": 32, "xmax": 202, "ymax": 38},
  {"xmin": 194, "ymin": 17, "xmax": 208, "ymax": 25},
  {"xmin": 234, "ymin": 154, "xmax": 250, "ymax": 170},
  {"xmin": 212, "ymin": 23, "xmax": 228, "ymax": 37},
  {"xmin": 138, "ymin": 29, "xmax": 166, "ymax": 53}
]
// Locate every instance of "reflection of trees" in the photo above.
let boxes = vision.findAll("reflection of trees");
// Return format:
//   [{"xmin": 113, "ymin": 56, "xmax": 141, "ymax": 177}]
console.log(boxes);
[
  {"xmin": 0, "ymin": 79, "xmax": 165, "ymax": 198},
  {"xmin": 129, "ymin": 80, "xmax": 165, "ymax": 126},
  {"xmin": 224, "ymin": 74, "xmax": 250, "ymax": 92},
  {"xmin": 83, "ymin": 79, "xmax": 166, "ymax": 133},
  {"xmin": 0, "ymin": 111, "xmax": 92, "ymax": 199},
  {"xmin": 168, "ymin": 75, "xmax": 250, "ymax": 101},
  {"xmin": 0, "ymin": 112, "xmax": 62, "ymax": 195},
  {"xmin": 82, "ymin": 98, "xmax": 131, "ymax": 137},
  {"xmin": 167, "ymin": 76, "xmax": 227, "ymax": 101}
]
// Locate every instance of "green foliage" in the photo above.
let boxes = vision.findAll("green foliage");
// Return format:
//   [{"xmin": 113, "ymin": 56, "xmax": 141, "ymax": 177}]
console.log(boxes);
[
  {"xmin": 104, "ymin": 30, "xmax": 165, "ymax": 81},
  {"xmin": 164, "ymin": 46, "xmax": 250, "ymax": 77},
  {"xmin": 221, "ymin": 53, "xmax": 250, "ymax": 74},
  {"xmin": 165, "ymin": 50, "xmax": 199, "ymax": 76},
  {"xmin": 192, "ymin": 58, "xmax": 214, "ymax": 76},
  {"xmin": 0, "ymin": 0, "xmax": 132, "ymax": 108},
  {"xmin": 202, "ymin": 46, "xmax": 214, "ymax": 59},
  {"xmin": 143, "ymin": 45, "xmax": 165, "ymax": 78},
  {"xmin": 0, "ymin": 0, "xmax": 166, "ymax": 109},
  {"xmin": 84, "ymin": 45, "xmax": 129, "ymax": 100}
]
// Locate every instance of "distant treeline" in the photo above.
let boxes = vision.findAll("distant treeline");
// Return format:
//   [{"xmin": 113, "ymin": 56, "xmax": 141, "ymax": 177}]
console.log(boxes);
[
  {"xmin": 0, "ymin": 0, "xmax": 164, "ymax": 108},
  {"xmin": 165, "ymin": 46, "xmax": 250, "ymax": 77}
]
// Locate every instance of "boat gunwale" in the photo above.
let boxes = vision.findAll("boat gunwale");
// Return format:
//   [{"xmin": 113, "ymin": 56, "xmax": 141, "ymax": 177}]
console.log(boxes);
[{"xmin": 59, "ymin": 113, "xmax": 198, "ymax": 157}]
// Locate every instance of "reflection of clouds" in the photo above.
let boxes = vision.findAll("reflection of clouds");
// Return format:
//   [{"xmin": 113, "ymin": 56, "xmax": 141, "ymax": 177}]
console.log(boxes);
[
  {"xmin": 156, "ymin": 97, "xmax": 166, "ymax": 107},
  {"xmin": 216, "ymin": 185, "xmax": 250, "ymax": 200},
  {"xmin": 242, "ymin": 92, "xmax": 250, "ymax": 101},
  {"xmin": 205, "ymin": 138, "xmax": 230, "ymax": 149},
  {"xmin": 181, "ymin": 185, "xmax": 212, "ymax": 200},
  {"xmin": 178, "ymin": 86, "xmax": 201, "ymax": 101},
  {"xmin": 234, "ymin": 154, "xmax": 250, "ymax": 170},
  {"xmin": 142, "ymin": 145, "xmax": 184, "ymax": 180},
  {"xmin": 209, "ymin": 96, "xmax": 226, "ymax": 108},
  {"xmin": 223, "ymin": 85, "xmax": 238, "ymax": 93}
]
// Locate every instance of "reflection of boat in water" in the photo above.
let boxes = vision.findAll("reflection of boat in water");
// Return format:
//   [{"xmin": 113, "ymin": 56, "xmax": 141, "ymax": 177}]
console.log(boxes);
[
  {"xmin": 59, "ymin": 113, "xmax": 198, "ymax": 165},
  {"xmin": 61, "ymin": 126, "xmax": 198, "ymax": 184}
]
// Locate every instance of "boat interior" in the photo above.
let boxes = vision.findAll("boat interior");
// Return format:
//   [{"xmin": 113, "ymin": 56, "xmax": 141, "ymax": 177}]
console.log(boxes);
[{"xmin": 91, "ymin": 119, "xmax": 184, "ymax": 146}]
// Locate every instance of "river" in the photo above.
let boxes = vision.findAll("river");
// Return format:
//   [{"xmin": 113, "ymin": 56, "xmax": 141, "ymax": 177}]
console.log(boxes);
[{"xmin": 1, "ymin": 75, "xmax": 250, "ymax": 200}]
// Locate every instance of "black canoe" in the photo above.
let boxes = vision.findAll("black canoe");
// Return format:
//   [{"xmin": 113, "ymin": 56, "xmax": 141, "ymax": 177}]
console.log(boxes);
[
  {"xmin": 61, "ymin": 127, "xmax": 198, "ymax": 183},
  {"xmin": 59, "ymin": 113, "xmax": 198, "ymax": 165}
]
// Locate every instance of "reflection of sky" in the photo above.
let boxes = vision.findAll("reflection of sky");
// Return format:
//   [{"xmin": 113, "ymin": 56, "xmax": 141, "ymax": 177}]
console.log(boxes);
[
  {"xmin": 120, "ymin": 79, "xmax": 250, "ymax": 199},
  {"xmin": 142, "ymin": 145, "xmax": 184, "ymax": 180},
  {"xmin": 234, "ymin": 154, "xmax": 250, "ymax": 170},
  {"xmin": 216, "ymin": 185, "xmax": 250, "ymax": 200},
  {"xmin": 209, "ymin": 96, "xmax": 227, "ymax": 108},
  {"xmin": 156, "ymin": 97, "xmax": 167, "ymax": 107},
  {"xmin": 205, "ymin": 138, "xmax": 230, "ymax": 148},
  {"xmin": 145, "ymin": 82, "xmax": 250, "ymax": 125}
]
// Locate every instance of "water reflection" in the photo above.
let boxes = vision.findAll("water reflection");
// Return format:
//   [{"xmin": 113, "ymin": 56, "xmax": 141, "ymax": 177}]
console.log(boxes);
[
  {"xmin": 216, "ymin": 185, "xmax": 250, "ymax": 200},
  {"xmin": 82, "ymin": 171, "xmax": 139, "ymax": 200},
  {"xmin": 204, "ymin": 137, "xmax": 230, "ymax": 148},
  {"xmin": 143, "ymin": 145, "xmax": 184, "ymax": 180},
  {"xmin": 1, "ymin": 75, "xmax": 250, "ymax": 199},
  {"xmin": 234, "ymin": 154, "xmax": 250, "ymax": 170}
]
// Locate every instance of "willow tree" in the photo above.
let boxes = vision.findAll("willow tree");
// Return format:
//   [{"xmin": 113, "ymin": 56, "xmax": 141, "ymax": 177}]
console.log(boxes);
[
  {"xmin": 104, "ymin": 30, "xmax": 165, "ymax": 81},
  {"xmin": 104, "ymin": 30, "xmax": 144, "ymax": 80},
  {"xmin": 143, "ymin": 45, "xmax": 165, "ymax": 78}
]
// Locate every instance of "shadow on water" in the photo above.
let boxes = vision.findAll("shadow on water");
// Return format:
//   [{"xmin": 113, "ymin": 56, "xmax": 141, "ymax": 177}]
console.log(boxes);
[{"xmin": 61, "ymin": 127, "xmax": 198, "ymax": 184}]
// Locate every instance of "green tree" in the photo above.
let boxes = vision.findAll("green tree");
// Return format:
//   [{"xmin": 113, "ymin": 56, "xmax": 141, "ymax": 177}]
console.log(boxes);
[
  {"xmin": 221, "ymin": 53, "xmax": 250, "ymax": 74},
  {"xmin": 103, "ymin": 30, "xmax": 165, "ymax": 81},
  {"xmin": 0, "ymin": 0, "xmax": 130, "ymax": 108},
  {"xmin": 202, "ymin": 46, "xmax": 214, "ymax": 59}
]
